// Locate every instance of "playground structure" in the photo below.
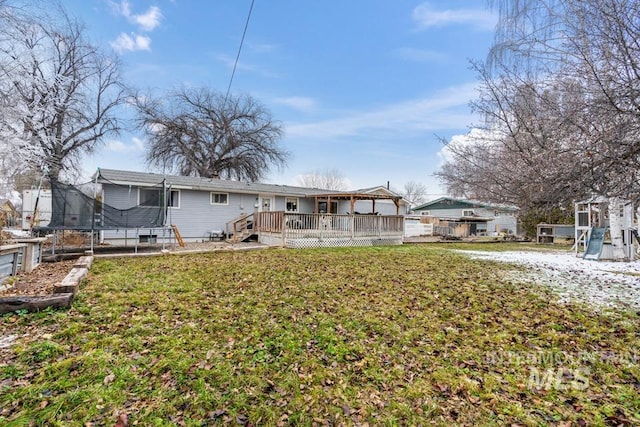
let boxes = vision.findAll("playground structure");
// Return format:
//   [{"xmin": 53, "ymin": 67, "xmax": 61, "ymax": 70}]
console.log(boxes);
[{"xmin": 574, "ymin": 198, "xmax": 636, "ymax": 261}]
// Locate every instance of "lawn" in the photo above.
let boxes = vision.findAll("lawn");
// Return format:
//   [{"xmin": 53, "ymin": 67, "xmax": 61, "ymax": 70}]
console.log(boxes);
[{"xmin": 1, "ymin": 244, "xmax": 639, "ymax": 426}]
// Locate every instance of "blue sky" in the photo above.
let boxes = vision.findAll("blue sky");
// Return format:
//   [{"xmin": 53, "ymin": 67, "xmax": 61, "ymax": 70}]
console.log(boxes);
[{"xmin": 66, "ymin": 0, "xmax": 497, "ymax": 196}]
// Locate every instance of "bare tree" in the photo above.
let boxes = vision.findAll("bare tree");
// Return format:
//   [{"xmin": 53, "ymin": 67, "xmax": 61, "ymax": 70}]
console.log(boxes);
[
  {"xmin": 438, "ymin": 0, "xmax": 640, "ymax": 256},
  {"xmin": 295, "ymin": 168, "xmax": 349, "ymax": 190},
  {"xmin": 401, "ymin": 181, "xmax": 427, "ymax": 208},
  {"xmin": 136, "ymin": 87, "xmax": 287, "ymax": 182},
  {"xmin": 0, "ymin": 2, "xmax": 128, "ymax": 184}
]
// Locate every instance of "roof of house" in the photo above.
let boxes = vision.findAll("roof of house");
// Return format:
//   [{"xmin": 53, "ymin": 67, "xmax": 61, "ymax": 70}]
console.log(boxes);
[
  {"xmin": 96, "ymin": 168, "xmax": 372, "ymax": 198},
  {"xmin": 0, "ymin": 198, "xmax": 15, "ymax": 211},
  {"xmin": 310, "ymin": 185, "xmax": 408, "ymax": 204},
  {"xmin": 412, "ymin": 197, "xmax": 518, "ymax": 212}
]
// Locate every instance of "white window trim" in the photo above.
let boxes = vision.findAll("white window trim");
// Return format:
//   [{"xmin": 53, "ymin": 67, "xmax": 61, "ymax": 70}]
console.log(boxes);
[
  {"xmin": 462, "ymin": 209, "xmax": 475, "ymax": 217},
  {"xmin": 285, "ymin": 197, "xmax": 299, "ymax": 212},
  {"xmin": 168, "ymin": 189, "xmax": 180, "ymax": 209},
  {"xmin": 210, "ymin": 192, "xmax": 229, "ymax": 205},
  {"xmin": 420, "ymin": 210, "xmax": 430, "ymax": 216}
]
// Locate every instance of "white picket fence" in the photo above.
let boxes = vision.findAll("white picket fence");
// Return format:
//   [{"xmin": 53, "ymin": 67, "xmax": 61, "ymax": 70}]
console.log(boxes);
[{"xmin": 404, "ymin": 222, "xmax": 434, "ymax": 237}]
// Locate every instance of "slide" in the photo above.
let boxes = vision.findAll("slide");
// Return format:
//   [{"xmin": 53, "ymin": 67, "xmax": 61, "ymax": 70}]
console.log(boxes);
[{"xmin": 583, "ymin": 227, "xmax": 606, "ymax": 261}]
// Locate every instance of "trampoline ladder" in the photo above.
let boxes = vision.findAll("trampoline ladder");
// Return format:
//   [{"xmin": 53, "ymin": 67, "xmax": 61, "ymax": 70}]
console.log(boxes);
[{"xmin": 171, "ymin": 224, "xmax": 185, "ymax": 247}]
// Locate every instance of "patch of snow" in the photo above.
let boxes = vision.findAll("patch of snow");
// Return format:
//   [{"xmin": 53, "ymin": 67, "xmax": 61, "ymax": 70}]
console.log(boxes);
[
  {"xmin": 456, "ymin": 250, "xmax": 640, "ymax": 311},
  {"xmin": 0, "ymin": 334, "xmax": 18, "ymax": 349},
  {"xmin": 2, "ymin": 228, "xmax": 31, "ymax": 238}
]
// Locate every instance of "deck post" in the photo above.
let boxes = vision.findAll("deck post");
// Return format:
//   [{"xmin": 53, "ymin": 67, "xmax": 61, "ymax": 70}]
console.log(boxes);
[
  {"xmin": 350, "ymin": 214, "xmax": 354, "ymax": 240},
  {"xmin": 281, "ymin": 213, "xmax": 286, "ymax": 247}
]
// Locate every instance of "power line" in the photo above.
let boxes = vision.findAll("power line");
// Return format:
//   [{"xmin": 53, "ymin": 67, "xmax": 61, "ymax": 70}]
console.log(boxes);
[{"xmin": 224, "ymin": 0, "xmax": 255, "ymax": 105}]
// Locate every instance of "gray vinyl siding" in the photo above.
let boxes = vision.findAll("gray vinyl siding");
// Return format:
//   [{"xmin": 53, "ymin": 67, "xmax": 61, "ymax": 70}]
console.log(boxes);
[
  {"xmin": 487, "ymin": 212, "xmax": 518, "ymax": 234},
  {"xmin": 101, "ymin": 185, "xmax": 262, "ymax": 241},
  {"xmin": 99, "ymin": 181, "xmax": 409, "ymax": 243},
  {"xmin": 297, "ymin": 198, "xmax": 316, "ymax": 213},
  {"xmin": 354, "ymin": 200, "xmax": 404, "ymax": 215},
  {"xmin": 272, "ymin": 196, "xmax": 286, "ymax": 211},
  {"xmin": 101, "ymin": 184, "xmax": 324, "ymax": 242},
  {"xmin": 167, "ymin": 190, "xmax": 257, "ymax": 239},
  {"xmin": 415, "ymin": 208, "xmax": 455, "ymax": 217},
  {"xmin": 102, "ymin": 184, "xmax": 142, "ymax": 209}
]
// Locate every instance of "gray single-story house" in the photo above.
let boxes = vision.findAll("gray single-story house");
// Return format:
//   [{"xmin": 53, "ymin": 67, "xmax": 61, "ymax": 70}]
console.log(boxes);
[
  {"xmin": 411, "ymin": 197, "xmax": 518, "ymax": 236},
  {"xmin": 96, "ymin": 169, "xmax": 409, "ymax": 247}
]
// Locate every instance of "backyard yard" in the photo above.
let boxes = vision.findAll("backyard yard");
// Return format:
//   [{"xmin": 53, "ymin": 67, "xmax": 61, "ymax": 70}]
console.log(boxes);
[{"xmin": 1, "ymin": 244, "xmax": 639, "ymax": 426}]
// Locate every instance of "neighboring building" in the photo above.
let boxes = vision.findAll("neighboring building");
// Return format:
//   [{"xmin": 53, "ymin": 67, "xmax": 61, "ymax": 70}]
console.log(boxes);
[
  {"xmin": 411, "ymin": 197, "xmax": 518, "ymax": 236},
  {"xmin": 21, "ymin": 189, "xmax": 52, "ymax": 230},
  {"xmin": 0, "ymin": 199, "xmax": 17, "ymax": 227},
  {"xmin": 96, "ymin": 169, "xmax": 408, "ymax": 245}
]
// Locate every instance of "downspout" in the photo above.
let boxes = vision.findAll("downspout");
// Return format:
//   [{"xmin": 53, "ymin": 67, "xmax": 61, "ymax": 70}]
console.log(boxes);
[{"xmin": 90, "ymin": 169, "xmax": 98, "ymax": 253}]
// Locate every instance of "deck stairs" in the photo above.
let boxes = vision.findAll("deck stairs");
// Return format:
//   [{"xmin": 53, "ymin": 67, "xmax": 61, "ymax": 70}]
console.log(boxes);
[{"xmin": 226, "ymin": 213, "xmax": 256, "ymax": 243}]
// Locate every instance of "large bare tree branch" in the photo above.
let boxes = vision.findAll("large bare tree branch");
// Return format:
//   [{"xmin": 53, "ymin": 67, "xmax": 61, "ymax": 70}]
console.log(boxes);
[
  {"xmin": 0, "ymin": 1, "xmax": 127, "ymax": 184},
  {"xmin": 136, "ymin": 87, "xmax": 287, "ymax": 182},
  {"xmin": 295, "ymin": 168, "xmax": 349, "ymax": 191}
]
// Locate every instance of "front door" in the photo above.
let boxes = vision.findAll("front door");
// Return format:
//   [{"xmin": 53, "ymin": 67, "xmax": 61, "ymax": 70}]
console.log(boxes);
[{"xmin": 259, "ymin": 196, "xmax": 274, "ymax": 212}]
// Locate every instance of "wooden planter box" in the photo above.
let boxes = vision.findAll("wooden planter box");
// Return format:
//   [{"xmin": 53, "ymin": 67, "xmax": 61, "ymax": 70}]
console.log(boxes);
[{"xmin": 0, "ymin": 254, "xmax": 93, "ymax": 315}]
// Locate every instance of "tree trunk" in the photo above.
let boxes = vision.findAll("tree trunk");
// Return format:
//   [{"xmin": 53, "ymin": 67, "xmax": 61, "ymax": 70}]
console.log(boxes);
[{"xmin": 607, "ymin": 197, "xmax": 627, "ymax": 261}]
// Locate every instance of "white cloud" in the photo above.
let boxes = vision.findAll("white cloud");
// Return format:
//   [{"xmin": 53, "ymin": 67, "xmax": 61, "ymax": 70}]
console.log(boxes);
[
  {"xmin": 436, "ymin": 127, "xmax": 503, "ymax": 165},
  {"xmin": 412, "ymin": 2, "xmax": 497, "ymax": 31},
  {"xmin": 286, "ymin": 82, "xmax": 479, "ymax": 140},
  {"xmin": 274, "ymin": 96, "xmax": 317, "ymax": 112},
  {"xmin": 112, "ymin": 0, "xmax": 162, "ymax": 31},
  {"xmin": 105, "ymin": 138, "xmax": 145, "ymax": 153},
  {"xmin": 132, "ymin": 137, "xmax": 145, "ymax": 151},
  {"xmin": 110, "ymin": 33, "xmax": 152, "ymax": 52},
  {"xmin": 396, "ymin": 47, "xmax": 447, "ymax": 63},
  {"xmin": 133, "ymin": 6, "xmax": 162, "ymax": 31}
]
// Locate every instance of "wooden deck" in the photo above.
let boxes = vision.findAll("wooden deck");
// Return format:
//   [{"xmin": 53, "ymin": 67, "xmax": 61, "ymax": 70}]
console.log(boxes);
[{"xmin": 253, "ymin": 212, "xmax": 404, "ymax": 248}]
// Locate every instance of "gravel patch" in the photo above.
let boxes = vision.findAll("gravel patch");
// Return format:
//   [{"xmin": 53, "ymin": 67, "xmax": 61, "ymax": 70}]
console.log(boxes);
[{"xmin": 456, "ymin": 250, "xmax": 640, "ymax": 311}]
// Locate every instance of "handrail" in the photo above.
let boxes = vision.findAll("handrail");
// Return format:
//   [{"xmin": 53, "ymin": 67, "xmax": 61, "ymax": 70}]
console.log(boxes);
[{"xmin": 226, "ymin": 212, "xmax": 255, "ymax": 243}]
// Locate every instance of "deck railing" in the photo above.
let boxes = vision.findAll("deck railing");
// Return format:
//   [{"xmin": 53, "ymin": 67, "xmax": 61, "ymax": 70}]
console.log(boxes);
[
  {"xmin": 254, "ymin": 211, "xmax": 284, "ymax": 232},
  {"xmin": 254, "ymin": 212, "xmax": 404, "ymax": 240}
]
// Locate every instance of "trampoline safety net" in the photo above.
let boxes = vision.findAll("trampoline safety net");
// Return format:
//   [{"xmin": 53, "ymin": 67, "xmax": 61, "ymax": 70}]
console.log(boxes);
[{"xmin": 47, "ymin": 180, "xmax": 166, "ymax": 230}]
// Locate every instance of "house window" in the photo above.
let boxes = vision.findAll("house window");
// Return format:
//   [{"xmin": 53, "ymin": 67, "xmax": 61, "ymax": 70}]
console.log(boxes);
[
  {"xmin": 167, "ymin": 190, "xmax": 180, "ymax": 208},
  {"xmin": 494, "ymin": 210, "xmax": 500, "ymax": 217},
  {"xmin": 462, "ymin": 209, "xmax": 475, "ymax": 217},
  {"xmin": 420, "ymin": 210, "xmax": 431, "ymax": 216},
  {"xmin": 139, "ymin": 234, "xmax": 157, "ymax": 243},
  {"xmin": 210, "ymin": 192, "xmax": 228, "ymax": 205},
  {"xmin": 286, "ymin": 197, "xmax": 299, "ymax": 212},
  {"xmin": 139, "ymin": 188, "xmax": 161, "ymax": 207},
  {"xmin": 318, "ymin": 201, "xmax": 338, "ymax": 214}
]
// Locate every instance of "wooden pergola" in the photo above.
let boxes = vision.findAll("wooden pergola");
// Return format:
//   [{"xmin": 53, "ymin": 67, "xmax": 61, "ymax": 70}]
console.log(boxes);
[{"xmin": 312, "ymin": 192, "xmax": 403, "ymax": 215}]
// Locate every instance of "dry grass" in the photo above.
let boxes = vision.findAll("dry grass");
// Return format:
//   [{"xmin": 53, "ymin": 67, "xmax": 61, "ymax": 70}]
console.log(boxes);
[{"xmin": 1, "ymin": 244, "xmax": 639, "ymax": 426}]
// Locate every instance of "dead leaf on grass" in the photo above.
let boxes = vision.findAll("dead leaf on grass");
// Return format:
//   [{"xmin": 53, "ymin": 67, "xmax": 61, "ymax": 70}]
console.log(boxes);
[
  {"xmin": 103, "ymin": 373, "xmax": 115, "ymax": 385},
  {"xmin": 113, "ymin": 413, "xmax": 128, "ymax": 427}
]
